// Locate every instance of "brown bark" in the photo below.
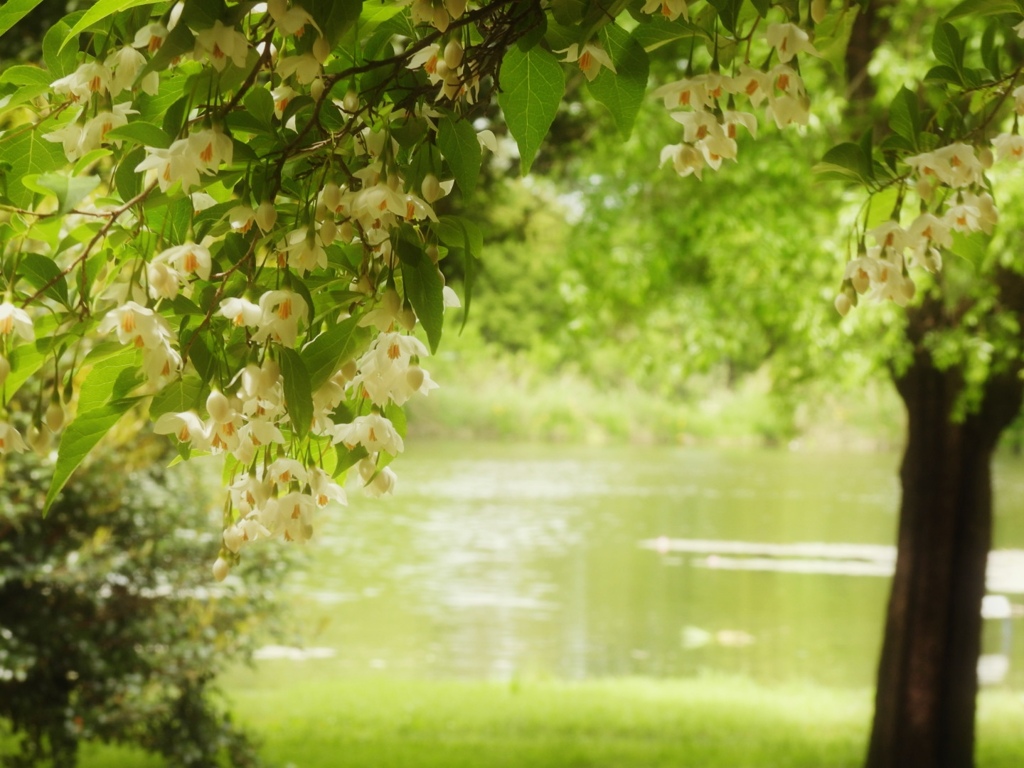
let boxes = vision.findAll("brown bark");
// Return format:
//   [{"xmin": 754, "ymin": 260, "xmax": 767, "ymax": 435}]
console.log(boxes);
[{"xmin": 866, "ymin": 298, "xmax": 1024, "ymax": 768}]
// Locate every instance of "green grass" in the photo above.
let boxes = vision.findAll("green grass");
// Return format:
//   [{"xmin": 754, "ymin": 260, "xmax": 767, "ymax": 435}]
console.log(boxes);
[
  {"xmin": 226, "ymin": 674, "xmax": 871, "ymax": 768},
  {"xmin": 14, "ymin": 674, "xmax": 1024, "ymax": 766}
]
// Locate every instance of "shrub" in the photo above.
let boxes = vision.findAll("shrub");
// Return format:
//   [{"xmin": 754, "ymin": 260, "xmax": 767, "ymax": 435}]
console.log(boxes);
[{"xmin": 0, "ymin": 441, "xmax": 286, "ymax": 767}]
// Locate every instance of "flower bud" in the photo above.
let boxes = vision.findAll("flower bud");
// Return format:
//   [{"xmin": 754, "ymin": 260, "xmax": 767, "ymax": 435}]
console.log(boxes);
[
  {"xmin": 322, "ymin": 182, "xmax": 341, "ymax": 211},
  {"xmin": 320, "ymin": 219, "xmax": 337, "ymax": 244},
  {"xmin": 406, "ymin": 365, "xmax": 425, "ymax": 391},
  {"xmin": 421, "ymin": 174, "xmax": 442, "ymax": 203},
  {"xmin": 28, "ymin": 425, "xmax": 49, "ymax": 456},
  {"xmin": 212, "ymin": 557, "xmax": 230, "ymax": 582},
  {"xmin": 444, "ymin": 39, "xmax": 464, "ymax": 70},
  {"xmin": 223, "ymin": 525, "xmax": 245, "ymax": 553},
  {"xmin": 978, "ymin": 147, "xmax": 994, "ymax": 169},
  {"xmin": 398, "ymin": 306, "xmax": 417, "ymax": 331},
  {"xmin": 45, "ymin": 401, "xmax": 64, "ymax": 432},
  {"xmin": 313, "ymin": 35, "xmax": 331, "ymax": 64},
  {"xmin": 426, "ymin": 244, "xmax": 440, "ymax": 263},
  {"xmin": 811, "ymin": 0, "xmax": 828, "ymax": 24},
  {"xmin": 834, "ymin": 292, "xmax": 852, "ymax": 317},
  {"xmin": 900, "ymin": 276, "xmax": 916, "ymax": 303},
  {"xmin": 207, "ymin": 390, "xmax": 232, "ymax": 423},
  {"xmin": 434, "ymin": 59, "xmax": 450, "ymax": 79},
  {"xmin": 342, "ymin": 359, "xmax": 359, "ymax": 381},
  {"xmin": 357, "ymin": 456, "xmax": 377, "ymax": 482},
  {"xmin": 371, "ymin": 466, "xmax": 397, "ymax": 495},
  {"xmin": 256, "ymin": 199, "xmax": 277, "ymax": 232},
  {"xmin": 342, "ymin": 90, "xmax": 359, "ymax": 114},
  {"xmin": 338, "ymin": 220, "xmax": 355, "ymax": 243},
  {"xmin": 310, "ymin": 77, "xmax": 325, "ymax": 101}
]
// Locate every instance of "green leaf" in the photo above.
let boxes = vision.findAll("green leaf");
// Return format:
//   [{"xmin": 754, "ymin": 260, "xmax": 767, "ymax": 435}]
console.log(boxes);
[
  {"xmin": 33, "ymin": 173, "xmax": 101, "ymax": 215},
  {"xmin": 301, "ymin": 316, "xmax": 366, "ymax": 392},
  {"xmin": 889, "ymin": 86, "xmax": 921, "ymax": 145},
  {"xmin": 932, "ymin": 22, "xmax": 964, "ymax": 73},
  {"xmin": 116, "ymin": 146, "xmax": 145, "ymax": 201},
  {"xmin": 61, "ymin": 0, "xmax": 166, "ymax": 50},
  {"xmin": 43, "ymin": 20, "xmax": 78, "ymax": 79},
  {"xmin": 944, "ymin": 0, "xmax": 1020, "ymax": 19},
  {"xmin": 0, "ymin": 65, "xmax": 52, "ymax": 88},
  {"xmin": 813, "ymin": 142, "xmax": 871, "ymax": 184},
  {"xmin": 951, "ymin": 230, "xmax": 991, "ymax": 263},
  {"xmin": 396, "ymin": 238, "xmax": 444, "ymax": 354},
  {"xmin": 45, "ymin": 347, "xmax": 141, "ymax": 512},
  {"xmin": 436, "ymin": 215, "xmax": 482, "ymax": 329},
  {"xmin": 244, "ymin": 86, "xmax": 276, "ymax": 130},
  {"xmin": 150, "ymin": 375, "xmax": 204, "ymax": 418},
  {"xmin": 498, "ymin": 46, "xmax": 564, "ymax": 175},
  {"xmin": 307, "ymin": 0, "xmax": 363, "ymax": 45},
  {"xmin": 924, "ymin": 64, "xmax": 962, "ymax": 85},
  {"xmin": 45, "ymin": 399, "xmax": 136, "ymax": 512},
  {"xmin": 2, "ymin": 331, "xmax": 56, "ymax": 401},
  {"xmin": 749, "ymin": 0, "xmax": 770, "ymax": 15},
  {"xmin": 588, "ymin": 26, "xmax": 649, "ymax": 138},
  {"xmin": 104, "ymin": 121, "xmax": 173, "ymax": 149},
  {"xmin": 438, "ymin": 114, "xmax": 481, "ymax": 196},
  {"xmin": 707, "ymin": 0, "xmax": 742, "ymax": 34},
  {"xmin": 18, "ymin": 253, "xmax": 70, "ymax": 307},
  {"xmin": 0, "ymin": 0, "xmax": 44, "ymax": 38},
  {"xmin": 279, "ymin": 347, "xmax": 313, "ymax": 439},
  {"xmin": 0, "ymin": 130, "xmax": 67, "ymax": 209},
  {"xmin": 632, "ymin": 17, "xmax": 709, "ymax": 52}
]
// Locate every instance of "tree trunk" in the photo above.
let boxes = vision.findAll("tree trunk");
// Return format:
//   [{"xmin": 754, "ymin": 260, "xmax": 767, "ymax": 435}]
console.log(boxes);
[{"xmin": 866, "ymin": 309, "xmax": 1024, "ymax": 768}]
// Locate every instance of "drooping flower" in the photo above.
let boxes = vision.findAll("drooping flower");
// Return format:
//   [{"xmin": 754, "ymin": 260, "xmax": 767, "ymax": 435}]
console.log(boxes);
[
  {"xmin": 331, "ymin": 412, "xmax": 405, "ymax": 455},
  {"xmin": 766, "ymin": 23, "xmax": 819, "ymax": 64},
  {"xmin": 640, "ymin": 0, "xmax": 689, "ymax": 21},
  {"xmin": 0, "ymin": 422, "xmax": 28, "ymax": 454},
  {"xmin": 193, "ymin": 20, "xmax": 250, "ymax": 71},
  {"xmin": 558, "ymin": 42, "xmax": 616, "ymax": 82},
  {"xmin": 0, "ymin": 302, "xmax": 34, "ymax": 341}
]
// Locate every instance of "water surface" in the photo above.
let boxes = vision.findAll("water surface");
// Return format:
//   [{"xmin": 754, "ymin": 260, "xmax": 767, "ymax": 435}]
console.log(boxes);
[{"xmin": 283, "ymin": 443, "xmax": 1024, "ymax": 689}]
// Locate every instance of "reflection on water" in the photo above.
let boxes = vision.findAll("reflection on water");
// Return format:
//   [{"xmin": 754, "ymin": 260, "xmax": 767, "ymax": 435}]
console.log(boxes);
[{"xmin": 287, "ymin": 443, "xmax": 1024, "ymax": 689}]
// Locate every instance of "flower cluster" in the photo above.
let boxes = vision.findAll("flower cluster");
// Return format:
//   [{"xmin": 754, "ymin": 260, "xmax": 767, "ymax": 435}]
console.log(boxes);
[
  {"xmin": 655, "ymin": 23, "xmax": 816, "ymax": 180},
  {"xmin": 834, "ymin": 139, "xmax": 1012, "ymax": 315}
]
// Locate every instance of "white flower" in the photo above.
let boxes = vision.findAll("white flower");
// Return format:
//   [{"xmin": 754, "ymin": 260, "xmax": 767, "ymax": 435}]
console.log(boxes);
[
  {"xmin": 331, "ymin": 413, "xmax": 405, "ymax": 455},
  {"xmin": 157, "ymin": 242, "xmax": 213, "ymax": 281},
  {"xmin": 193, "ymin": 20, "xmax": 250, "ymax": 71},
  {"xmin": 104, "ymin": 46, "xmax": 148, "ymax": 96},
  {"xmin": 351, "ymin": 331, "xmax": 430, "ymax": 406},
  {"xmin": 279, "ymin": 227, "xmax": 327, "ymax": 274},
  {"xmin": 278, "ymin": 53, "xmax": 322, "ymax": 84},
  {"xmin": 766, "ymin": 23, "xmax": 818, "ymax": 64},
  {"xmin": 0, "ymin": 422, "xmax": 28, "ymax": 454},
  {"xmin": 51, "ymin": 61, "xmax": 111, "ymax": 102},
  {"xmin": 660, "ymin": 143, "xmax": 705, "ymax": 180},
  {"xmin": 229, "ymin": 205, "xmax": 256, "ymax": 233},
  {"xmin": 154, "ymin": 410, "xmax": 211, "ymax": 450},
  {"xmin": 363, "ymin": 465, "xmax": 397, "ymax": 497},
  {"xmin": 252, "ymin": 290, "xmax": 307, "ymax": 346},
  {"xmin": 729, "ymin": 66, "xmax": 771, "ymax": 107},
  {"xmin": 97, "ymin": 301, "xmax": 172, "ymax": 349},
  {"xmin": 133, "ymin": 22, "xmax": 168, "ymax": 53},
  {"xmin": 992, "ymin": 133, "xmax": 1024, "ymax": 162},
  {"xmin": 558, "ymin": 42, "xmax": 616, "ymax": 82},
  {"xmin": 135, "ymin": 139, "xmax": 203, "ymax": 193},
  {"xmin": 641, "ymin": 0, "xmax": 688, "ymax": 20},
  {"xmin": 219, "ymin": 297, "xmax": 262, "ymax": 327},
  {"xmin": 188, "ymin": 126, "xmax": 233, "ymax": 172},
  {"xmin": 0, "ymin": 302, "xmax": 34, "ymax": 341},
  {"xmin": 309, "ymin": 467, "xmax": 347, "ymax": 507}
]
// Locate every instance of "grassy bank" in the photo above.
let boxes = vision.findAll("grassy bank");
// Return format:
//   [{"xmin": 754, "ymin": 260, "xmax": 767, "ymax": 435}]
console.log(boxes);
[{"xmin": 66, "ymin": 674, "xmax": 1024, "ymax": 767}]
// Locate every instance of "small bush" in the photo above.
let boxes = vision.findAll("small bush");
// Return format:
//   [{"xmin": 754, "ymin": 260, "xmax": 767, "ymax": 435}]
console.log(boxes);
[{"xmin": 0, "ymin": 442, "xmax": 286, "ymax": 767}]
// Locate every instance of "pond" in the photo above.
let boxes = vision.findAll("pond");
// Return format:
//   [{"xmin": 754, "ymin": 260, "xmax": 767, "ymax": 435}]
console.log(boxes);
[{"xmin": 280, "ymin": 443, "xmax": 1024, "ymax": 689}]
